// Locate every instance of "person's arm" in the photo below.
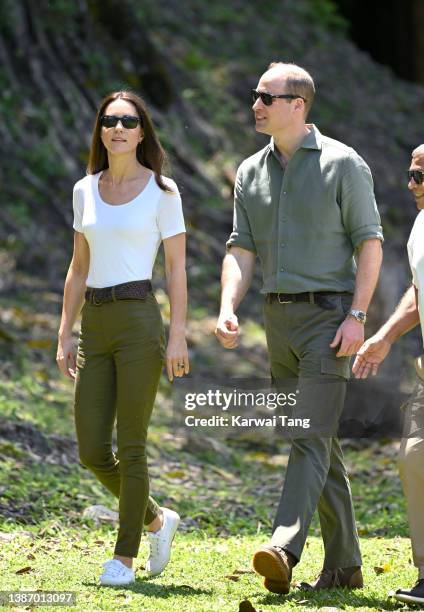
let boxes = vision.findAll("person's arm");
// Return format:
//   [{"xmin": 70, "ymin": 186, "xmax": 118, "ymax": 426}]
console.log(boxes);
[
  {"xmin": 330, "ymin": 238, "xmax": 382, "ymax": 356},
  {"xmin": 163, "ymin": 233, "xmax": 189, "ymax": 382},
  {"xmin": 215, "ymin": 246, "xmax": 256, "ymax": 349},
  {"xmin": 57, "ymin": 232, "xmax": 90, "ymax": 379},
  {"xmin": 353, "ymin": 284, "xmax": 420, "ymax": 378}
]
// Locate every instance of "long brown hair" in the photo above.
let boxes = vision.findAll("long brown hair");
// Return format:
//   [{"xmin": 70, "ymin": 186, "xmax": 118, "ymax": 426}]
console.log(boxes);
[{"xmin": 87, "ymin": 90, "xmax": 172, "ymax": 192}]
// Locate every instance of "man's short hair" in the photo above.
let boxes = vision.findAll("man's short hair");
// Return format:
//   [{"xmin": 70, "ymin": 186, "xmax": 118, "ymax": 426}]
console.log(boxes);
[{"xmin": 268, "ymin": 62, "xmax": 315, "ymax": 117}]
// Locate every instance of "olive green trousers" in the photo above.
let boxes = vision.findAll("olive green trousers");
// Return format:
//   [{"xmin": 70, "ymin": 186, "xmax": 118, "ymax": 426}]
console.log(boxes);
[
  {"xmin": 74, "ymin": 294, "xmax": 165, "ymax": 558},
  {"xmin": 263, "ymin": 293, "xmax": 362, "ymax": 568}
]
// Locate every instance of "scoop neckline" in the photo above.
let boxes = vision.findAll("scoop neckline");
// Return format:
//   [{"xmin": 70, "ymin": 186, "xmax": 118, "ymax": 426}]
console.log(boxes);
[{"xmin": 95, "ymin": 171, "xmax": 155, "ymax": 207}]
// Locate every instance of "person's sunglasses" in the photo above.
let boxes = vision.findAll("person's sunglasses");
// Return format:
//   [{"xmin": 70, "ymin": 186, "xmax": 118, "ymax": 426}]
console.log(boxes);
[
  {"xmin": 251, "ymin": 89, "xmax": 307, "ymax": 106},
  {"xmin": 407, "ymin": 169, "xmax": 424, "ymax": 185},
  {"xmin": 100, "ymin": 114, "xmax": 141, "ymax": 129}
]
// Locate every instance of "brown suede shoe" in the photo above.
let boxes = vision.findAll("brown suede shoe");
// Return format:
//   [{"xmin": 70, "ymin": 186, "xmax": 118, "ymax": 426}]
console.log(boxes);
[
  {"xmin": 298, "ymin": 566, "xmax": 363, "ymax": 591},
  {"xmin": 252, "ymin": 545, "xmax": 294, "ymax": 594}
]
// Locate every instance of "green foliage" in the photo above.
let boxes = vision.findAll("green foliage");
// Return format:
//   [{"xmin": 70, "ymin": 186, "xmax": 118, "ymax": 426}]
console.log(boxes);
[{"xmin": 296, "ymin": 0, "xmax": 348, "ymax": 33}]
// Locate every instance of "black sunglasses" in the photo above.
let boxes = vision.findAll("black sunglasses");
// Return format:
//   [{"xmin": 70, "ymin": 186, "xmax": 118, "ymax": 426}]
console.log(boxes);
[
  {"xmin": 407, "ymin": 169, "xmax": 424, "ymax": 185},
  {"xmin": 100, "ymin": 114, "xmax": 142, "ymax": 129},
  {"xmin": 251, "ymin": 89, "xmax": 307, "ymax": 106}
]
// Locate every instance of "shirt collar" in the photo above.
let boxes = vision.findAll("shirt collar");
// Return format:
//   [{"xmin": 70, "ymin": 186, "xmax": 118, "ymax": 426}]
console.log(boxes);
[{"xmin": 269, "ymin": 124, "xmax": 322, "ymax": 156}]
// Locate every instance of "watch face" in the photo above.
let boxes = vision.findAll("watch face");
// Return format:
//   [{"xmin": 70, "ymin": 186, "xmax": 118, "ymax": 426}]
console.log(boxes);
[{"xmin": 350, "ymin": 309, "xmax": 366, "ymax": 323}]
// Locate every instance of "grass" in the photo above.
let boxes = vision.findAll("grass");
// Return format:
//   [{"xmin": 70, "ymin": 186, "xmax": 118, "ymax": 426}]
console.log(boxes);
[
  {"xmin": 0, "ymin": 290, "xmax": 419, "ymax": 610},
  {"xmin": 0, "ymin": 531, "xmax": 416, "ymax": 611}
]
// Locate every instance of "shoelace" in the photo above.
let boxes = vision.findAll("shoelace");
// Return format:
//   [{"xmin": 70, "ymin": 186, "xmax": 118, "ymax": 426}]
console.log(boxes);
[
  {"xmin": 102, "ymin": 560, "xmax": 131, "ymax": 577},
  {"xmin": 147, "ymin": 532, "xmax": 161, "ymax": 557}
]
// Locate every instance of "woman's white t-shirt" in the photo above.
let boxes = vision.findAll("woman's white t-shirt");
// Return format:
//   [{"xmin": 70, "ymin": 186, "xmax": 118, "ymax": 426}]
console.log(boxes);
[{"xmin": 72, "ymin": 172, "xmax": 186, "ymax": 288}]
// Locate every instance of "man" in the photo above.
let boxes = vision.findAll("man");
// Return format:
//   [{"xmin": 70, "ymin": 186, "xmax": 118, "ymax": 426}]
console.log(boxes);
[
  {"xmin": 215, "ymin": 62, "xmax": 383, "ymax": 595},
  {"xmin": 353, "ymin": 145, "xmax": 424, "ymax": 606}
]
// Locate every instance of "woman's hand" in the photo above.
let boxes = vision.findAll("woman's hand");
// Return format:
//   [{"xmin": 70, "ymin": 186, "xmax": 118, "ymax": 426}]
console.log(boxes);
[
  {"xmin": 56, "ymin": 336, "xmax": 77, "ymax": 379},
  {"xmin": 166, "ymin": 333, "xmax": 189, "ymax": 382}
]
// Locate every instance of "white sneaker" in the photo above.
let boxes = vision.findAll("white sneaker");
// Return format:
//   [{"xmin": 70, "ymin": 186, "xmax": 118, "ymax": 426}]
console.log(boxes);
[
  {"xmin": 99, "ymin": 559, "xmax": 135, "ymax": 586},
  {"xmin": 146, "ymin": 507, "xmax": 180, "ymax": 576}
]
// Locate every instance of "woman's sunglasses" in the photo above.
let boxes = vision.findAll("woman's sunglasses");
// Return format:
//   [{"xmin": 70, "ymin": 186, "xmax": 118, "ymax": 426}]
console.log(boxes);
[
  {"xmin": 251, "ymin": 89, "xmax": 307, "ymax": 106},
  {"xmin": 100, "ymin": 114, "xmax": 142, "ymax": 129},
  {"xmin": 407, "ymin": 169, "xmax": 424, "ymax": 185}
]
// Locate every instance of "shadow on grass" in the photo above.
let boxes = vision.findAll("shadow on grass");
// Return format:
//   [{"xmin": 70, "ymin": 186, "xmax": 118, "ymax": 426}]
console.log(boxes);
[
  {"xmin": 258, "ymin": 589, "xmax": 400, "ymax": 609},
  {"xmin": 85, "ymin": 581, "xmax": 212, "ymax": 598}
]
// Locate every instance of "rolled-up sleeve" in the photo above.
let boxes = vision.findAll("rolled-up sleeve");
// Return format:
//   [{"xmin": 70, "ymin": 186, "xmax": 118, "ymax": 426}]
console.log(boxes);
[
  {"xmin": 226, "ymin": 166, "xmax": 257, "ymax": 254},
  {"xmin": 340, "ymin": 152, "xmax": 384, "ymax": 248}
]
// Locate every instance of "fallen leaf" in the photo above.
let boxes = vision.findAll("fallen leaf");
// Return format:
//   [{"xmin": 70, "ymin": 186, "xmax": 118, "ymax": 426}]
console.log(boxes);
[
  {"xmin": 233, "ymin": 569, "xmax": 254, "ymax": 575},
  {"xmin": 374, "ymin": 563, "xmax": 391, "ymax": 575},
  {"xmin": 26, "ymin": 338, "xmax": 54, "ymax": 349},
  {"xmin": 15, "ymin": 566, "xmax": 33, "ymax": 574},
  {"xmin": 166, "ymin": 470, "xmax": 186, "ymax": 479},
  {"xmin": 225, "ymin": 575, "xmax": 240, "ymax": 582}
]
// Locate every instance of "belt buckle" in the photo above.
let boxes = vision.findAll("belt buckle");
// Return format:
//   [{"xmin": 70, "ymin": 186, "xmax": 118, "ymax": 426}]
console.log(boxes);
[
  {"xmin": 92, "ymin": 290, "xmax": 103, "ymax": 306},
  {"xmin": 278, "ymin": 293, "xmax": 292, "ymax": 304}
]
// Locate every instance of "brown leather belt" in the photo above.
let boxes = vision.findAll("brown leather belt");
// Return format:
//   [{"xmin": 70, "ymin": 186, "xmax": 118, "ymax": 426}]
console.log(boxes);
[
  {"xmin": 85, "ymin": 280, "xmax": 152, "ymax": 305},
  {"xmin": 267, "ymin": 291, "xmax": 352, "ymax": 305}
]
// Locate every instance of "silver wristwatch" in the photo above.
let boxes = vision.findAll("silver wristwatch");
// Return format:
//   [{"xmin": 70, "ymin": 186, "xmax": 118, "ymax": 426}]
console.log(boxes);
[{"xmin": 348, "ymin": 309, "xmax": 367, "ymax": 324}]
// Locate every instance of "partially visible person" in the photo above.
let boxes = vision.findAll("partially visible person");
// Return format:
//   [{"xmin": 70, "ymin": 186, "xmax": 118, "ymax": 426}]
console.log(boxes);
[
  {"xmin": 56, "ymin": 90, "xmax": 188, "ymax": 586},
  {"xmin": 353, "ymin": 145, "xmax": 424, "ymax": 607}
]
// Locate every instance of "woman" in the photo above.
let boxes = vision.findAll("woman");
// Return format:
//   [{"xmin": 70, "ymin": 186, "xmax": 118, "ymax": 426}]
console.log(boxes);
[{"xmin": 56, "ymin": 90, "xmax": 188, "ymax": 586}]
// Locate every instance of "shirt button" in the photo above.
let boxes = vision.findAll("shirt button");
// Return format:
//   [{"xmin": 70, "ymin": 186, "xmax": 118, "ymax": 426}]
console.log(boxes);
[
  {"xmin": 280, "ymin": 267, "xmax": 284, "ymax": 272},
  {"xmin": 281, "ymin": 243, "xmax": 286, "ymax": 248},
  {"xmin": 283, "ymin": 191, "xmax": 287, "ymax": 195},
  {"xmin": 281, "ymin": 217, "xmax": 287, "ymax": 222}
]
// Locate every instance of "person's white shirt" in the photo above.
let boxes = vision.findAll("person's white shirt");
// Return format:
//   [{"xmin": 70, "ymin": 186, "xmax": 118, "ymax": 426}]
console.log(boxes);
[
  {"xmin": 407, "ymin": 210, "xmax": 424, "ymax": 344},
  {"xmin": 72, "ymin": 172, "xmax": 185, "ymax": 288}
]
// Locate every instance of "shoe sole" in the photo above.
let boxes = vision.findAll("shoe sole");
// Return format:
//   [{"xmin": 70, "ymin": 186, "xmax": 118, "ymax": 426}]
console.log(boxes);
[
  {"xmin": 252, "ymin": 550, "xmax": 290, "ymax": 594},
  {"xmin": 99, "ymin": 577, "xmax": 135, "ymax": 586},
  {"xmin": 394, "ymin": 593, "xmax": 424, "ymax": 604},
  {"xmin": 147, "ymin": 514, "xmax": 180, "ymax": 577}
]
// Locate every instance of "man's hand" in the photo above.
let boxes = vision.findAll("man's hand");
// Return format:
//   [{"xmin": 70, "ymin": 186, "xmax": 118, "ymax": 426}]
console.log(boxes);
[
  {"xmin": 215, "ymin": 312, "xmax": 239, "ymax": 349},
  {"xmin": 352, "ymin": 334, "xmax": 392, "ymax": 378},
  {"xmin": 330, "ymin": 317, "xmax": 365, "ymax": 357}
]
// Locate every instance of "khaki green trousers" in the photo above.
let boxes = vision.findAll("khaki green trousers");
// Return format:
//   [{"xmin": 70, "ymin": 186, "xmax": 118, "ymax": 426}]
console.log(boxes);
[
  {"xmin": 399, "ymin": 372, "xmax": 424, "ymax": 579},
  {"xmin": 74, "ymin": 293, "xmax": 165, "ymax": 558},
  {"xmin": 263, "ymin": 294, "xmax": 362, "ymax": 568}
]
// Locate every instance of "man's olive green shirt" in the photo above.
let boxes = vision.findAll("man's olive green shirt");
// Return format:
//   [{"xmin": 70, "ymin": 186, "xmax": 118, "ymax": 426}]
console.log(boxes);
[{"xmin": 226, "ymin": 125, "xmax": 383, "ymax": 294}]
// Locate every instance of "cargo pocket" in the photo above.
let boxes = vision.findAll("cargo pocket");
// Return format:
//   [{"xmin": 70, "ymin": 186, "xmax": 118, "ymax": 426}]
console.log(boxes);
[{"xmin": 321, "ymin": 356, "xmax": 351, "ymax": 380}]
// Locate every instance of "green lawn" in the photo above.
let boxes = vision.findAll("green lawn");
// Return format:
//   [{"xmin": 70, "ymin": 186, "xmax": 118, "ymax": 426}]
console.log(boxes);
[
  {"xmin": 0, "ymin": 292, "xmax": 418, "ymax": 610},
  {"xmin": 0, "ymin": 531, "xmax": 416, "ymax": 611}
]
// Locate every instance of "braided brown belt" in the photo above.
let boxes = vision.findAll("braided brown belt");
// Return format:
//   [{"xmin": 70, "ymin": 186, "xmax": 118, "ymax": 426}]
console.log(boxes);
[{"xmin": 85, "ymin": 280, "xmax": 152, "ymax": 305}]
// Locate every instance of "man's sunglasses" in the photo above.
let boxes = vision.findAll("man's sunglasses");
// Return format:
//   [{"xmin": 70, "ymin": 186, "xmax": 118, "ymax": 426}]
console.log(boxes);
[
  {"xmin": 100, "ymin": 114, "xmax": 142, "ymax": 129},
  {"xmin": 407, "ymin": 169, "xmax": 424, "ymax": 185},
  {"xmin": 251, "ymin": 89, "xmax": 307, "ymax": 106}
]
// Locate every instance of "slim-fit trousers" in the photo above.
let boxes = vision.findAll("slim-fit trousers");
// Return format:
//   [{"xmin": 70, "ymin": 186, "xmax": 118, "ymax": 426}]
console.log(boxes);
[
  {"xmin": 74, "ymin": 293, "xmax": 165, "ymax": 558},
  {"xmin": 399, "ymin": 372, "xmax": 424, "ymax": 579},
  {"xmin": 263, "ymin": 294, "xmax": 362, "ymax": 568}
]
